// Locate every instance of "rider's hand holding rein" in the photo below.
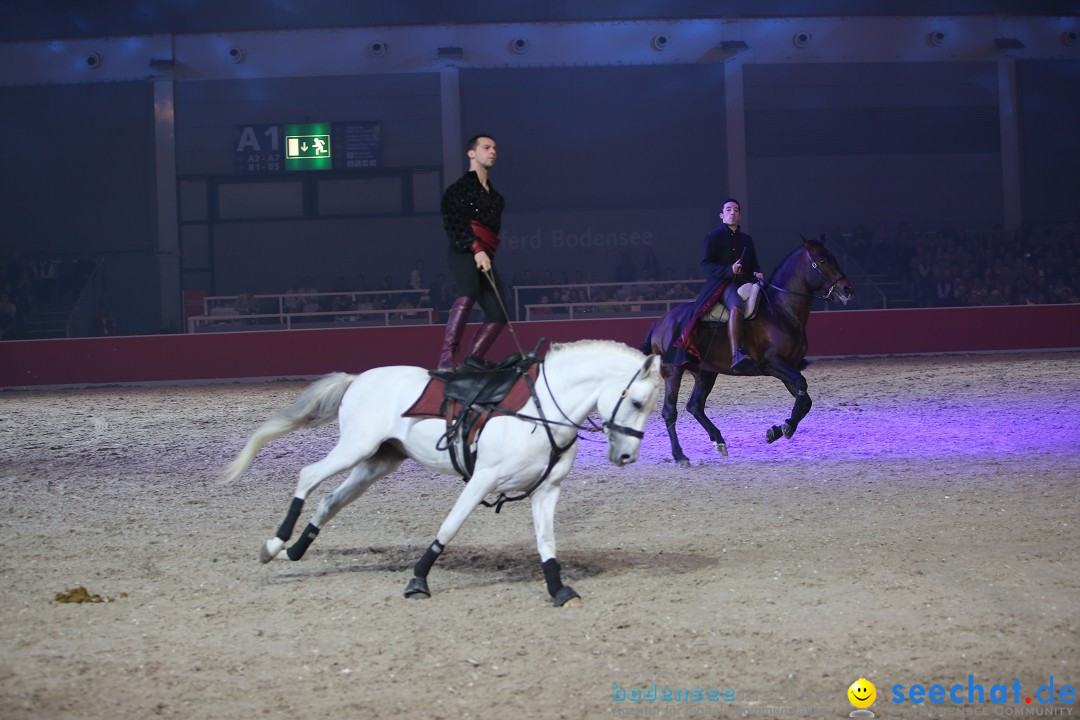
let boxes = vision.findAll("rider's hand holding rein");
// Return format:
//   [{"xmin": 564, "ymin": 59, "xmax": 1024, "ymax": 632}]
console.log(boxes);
[{"xmin": 734, "ymin": 259, "xmax": 763, "ymax": 283}]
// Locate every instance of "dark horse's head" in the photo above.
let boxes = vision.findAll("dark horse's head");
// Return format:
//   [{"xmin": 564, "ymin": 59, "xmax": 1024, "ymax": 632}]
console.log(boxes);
[{"xmin": 796, "ymin": 235, "xmax": 855, "ymax": 305}]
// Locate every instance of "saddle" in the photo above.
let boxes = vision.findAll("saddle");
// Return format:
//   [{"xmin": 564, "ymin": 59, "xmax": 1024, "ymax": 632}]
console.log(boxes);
[
  {"xmin": 402, "ymin": 351, "xmax": 540, "ymax": 478},
  {"xmin": 702, "ymin": 281, "xmax": 762, "ymax": 323}
]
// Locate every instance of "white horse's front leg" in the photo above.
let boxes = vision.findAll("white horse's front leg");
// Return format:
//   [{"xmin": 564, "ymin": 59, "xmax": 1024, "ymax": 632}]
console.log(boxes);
[
  {"xmin": 404, "ymin": 472, "xmax": 497, "ymax": 600},
  {"xmin": 530, "ymin": 480, "xmax": 580, "ymax": 607}
]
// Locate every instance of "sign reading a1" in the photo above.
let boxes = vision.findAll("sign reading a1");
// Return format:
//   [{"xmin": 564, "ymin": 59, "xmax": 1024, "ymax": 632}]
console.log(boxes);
[
  {"xmin": 284, "ymin": 122, "xmax": 332, "ymax": 171},
  {"xmin": 234, "ymin": 124, "xmax": 282, "ymax": 173}
]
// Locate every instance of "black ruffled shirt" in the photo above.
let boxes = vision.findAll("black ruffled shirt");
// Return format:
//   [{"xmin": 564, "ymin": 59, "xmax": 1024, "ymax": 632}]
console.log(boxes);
[{"xmin": 441, "ymin": 171, "xmax": 505, "ymax": 253}]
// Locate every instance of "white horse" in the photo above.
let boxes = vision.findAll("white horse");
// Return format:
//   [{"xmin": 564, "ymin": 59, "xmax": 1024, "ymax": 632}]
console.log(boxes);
[{"xmin": 224, "ymin": 340, "xmax": 661, "ymax": 606}]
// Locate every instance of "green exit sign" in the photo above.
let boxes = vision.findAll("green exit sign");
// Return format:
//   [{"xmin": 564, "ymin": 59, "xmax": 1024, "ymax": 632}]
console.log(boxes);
[{"xmin": 284, "ymin": 122, "xmax": 332, "ymax": 170}]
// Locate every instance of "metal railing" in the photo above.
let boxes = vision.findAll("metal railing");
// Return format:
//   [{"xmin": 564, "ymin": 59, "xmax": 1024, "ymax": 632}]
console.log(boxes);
[
  {"xmin": 827, "ymin": 235, "xmax": 888, "ymax": 309},
  {"xmin": 190, "ymin": 288, "xmax": 435, "ymax": 333},
  {"xmin": 513, "ymin": 279, "xmax": 704, "ymax": 321},
  {"xmin": 201, "ymin": 288, "xmax": 432, "ymax": 317},
  {"xmin": 188, "ymin": 306, "xmax": 434, "ymax": 333},
  {"xmin": 523, "ymin": 297, "xmax": 696, "ymax": 321}
]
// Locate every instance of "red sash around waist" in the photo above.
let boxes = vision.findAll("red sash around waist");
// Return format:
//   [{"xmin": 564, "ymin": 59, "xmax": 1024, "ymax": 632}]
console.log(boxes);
[{"xmin": 469, "ymin": 220, "xmax": 500, "ymax": 255}]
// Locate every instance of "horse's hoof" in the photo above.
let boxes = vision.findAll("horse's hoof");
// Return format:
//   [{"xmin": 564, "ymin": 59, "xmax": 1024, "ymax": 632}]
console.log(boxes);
[
  {"xmin": 552, "ymin": 586, "xmax": 581, "ymax": 607},
  {"xmin": 765, "ymin": 425, "xmax": 783, "ymax": 444},
  {"xmin": 404, "ymin": 576, "xmax": 431, "ymax": 599},
  {"xmin": 260, "ymin": 537, "xmax": 285, "ymax": 563},
  {"xmin": 782, "ymin": 422, "xmax": 796, "ymax": 440},
  {"xmin": 714, "ymin": 441, "xmax": 728, "ymax": 457}
]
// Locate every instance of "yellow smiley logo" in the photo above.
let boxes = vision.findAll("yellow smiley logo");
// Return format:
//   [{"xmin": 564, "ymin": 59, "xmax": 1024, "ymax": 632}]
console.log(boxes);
[{"xmin": 848, "ymin": 678, "xmax": 877, "ymax": 709}]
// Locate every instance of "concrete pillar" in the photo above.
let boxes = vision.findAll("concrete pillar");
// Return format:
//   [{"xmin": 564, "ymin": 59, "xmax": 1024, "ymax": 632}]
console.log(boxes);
[
  {"xmin": 724, "ymin": 59, "xmax": 749, "ymax": 212},
  {"xmin": 152, "ymin": 69, "xmax": 181, "ymax": 331},
  {"xmin": 440, "ymin": 65, "xmax": 463, "ymax": 186},
  {"xmin": 997, "ymin": 56, "xmax": 1022, "ymax": 231}
]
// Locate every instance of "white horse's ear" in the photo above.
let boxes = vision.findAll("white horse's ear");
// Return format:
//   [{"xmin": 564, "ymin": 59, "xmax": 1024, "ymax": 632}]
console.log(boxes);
[{"xmin": 643, "ymin": 354, "xmax": 659, "ymax": 374}]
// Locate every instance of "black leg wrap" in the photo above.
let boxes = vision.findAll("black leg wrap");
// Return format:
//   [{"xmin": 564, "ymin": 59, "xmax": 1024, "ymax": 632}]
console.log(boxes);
[
  {"xmin": 542, "ymin": 558, "xmax": 565, "ymax": 597},
  {"xmin": 286, "ymin": 523, "xmax": 319, "ymax": 561},
  {"xmin": 276, "ymin": 497, "xmax": 305, "ymax": 541},
  {"xmin": 412, "ymin": 539, "xmax": 444, "ymax": 579},
  {"xmin": 793, "ymin": 389, "xmax": 812, "ymax": 419}
]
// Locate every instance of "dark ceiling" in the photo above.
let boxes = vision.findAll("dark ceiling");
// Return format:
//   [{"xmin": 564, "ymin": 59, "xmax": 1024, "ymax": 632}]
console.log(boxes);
[{"xmin": 2, "ymin": 0, "xmax": 1077, "ymax": 41}]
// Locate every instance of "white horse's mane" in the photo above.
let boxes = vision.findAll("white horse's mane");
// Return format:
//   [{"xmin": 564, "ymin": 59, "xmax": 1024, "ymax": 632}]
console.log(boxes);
[{"xmin": 547, "ymin": 339, "xmax": 645, "ymax": 363}]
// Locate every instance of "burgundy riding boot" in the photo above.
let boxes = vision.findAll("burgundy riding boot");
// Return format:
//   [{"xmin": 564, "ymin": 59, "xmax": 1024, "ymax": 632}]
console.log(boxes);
[
  {"xmin": 437, "ymin": 297, "xmax": 474, "ymax": 369},
  {"xmin": 728, "ymin": 309, "xmax": 754, "ymax": 373},
  {"xmin": 466, "ymin": 322, "xmax": 506, "ymax": 361}
]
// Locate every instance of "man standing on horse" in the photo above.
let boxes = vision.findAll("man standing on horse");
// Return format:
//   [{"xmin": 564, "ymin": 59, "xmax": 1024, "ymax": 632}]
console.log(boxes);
[
  {"xmin": 675, "ymin": 198, "xmax": 765, "ymax": 372},
  {"xmin": 437, "ymin": 134, "xmax": 509, "ymax": 369}
]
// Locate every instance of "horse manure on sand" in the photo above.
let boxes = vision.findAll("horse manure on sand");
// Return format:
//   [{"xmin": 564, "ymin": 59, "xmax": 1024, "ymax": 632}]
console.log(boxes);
[{"xmin": 53, "ymin": 586, "xmax": 128, "ymax": 604}]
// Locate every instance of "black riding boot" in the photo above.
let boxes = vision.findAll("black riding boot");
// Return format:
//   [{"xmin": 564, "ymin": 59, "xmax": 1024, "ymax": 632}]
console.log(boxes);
[
  {"xmin": 467, "ymin": 322, "xmax": 506, "ymax": 361},
  {"xmin": 728, "ymin": 309, "xmax": 754, "ymax": 373},
  {"xmin": 437, "ymin": 297, "xmax": 474, "ymax": 369}
]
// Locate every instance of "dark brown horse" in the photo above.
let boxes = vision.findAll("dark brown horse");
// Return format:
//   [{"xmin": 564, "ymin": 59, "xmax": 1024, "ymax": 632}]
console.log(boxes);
[{"xmin": 641, "ymin": 235, "xmax": 855, "ymax": 466}]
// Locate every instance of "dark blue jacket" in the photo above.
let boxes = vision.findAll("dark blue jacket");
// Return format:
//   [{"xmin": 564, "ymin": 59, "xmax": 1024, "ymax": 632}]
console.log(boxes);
[{"xmin": 689, "ymin": 225, "xmax": 761, "ymax": 313}]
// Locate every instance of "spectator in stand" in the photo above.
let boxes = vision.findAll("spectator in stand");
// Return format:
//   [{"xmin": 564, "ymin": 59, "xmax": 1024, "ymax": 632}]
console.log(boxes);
[
  {"xmin": 429, "ymin": 272, "xmax": 453, "ymax": 312},
  {"xmin": 89, "ymin": 302, "xmax": 116, "ymax": 336},
  {"xmin": 640, "ymin": 252, "xmax": 661, "ymax": 281},
  {"xmin": 328, "ymin": 276, "xmax": 352, "ymax": 313},
  {"xmin": 408, "ymin": 260, "xmax": 425, "ymax": 291},
  {"xmin": 0, "ymin": 291, "xmax": 18, "ymax": 340},
  {"xmin": 284, "ymin": 278, "xmax": 305, "ymax": 313},
  {"xmin": 234, "ymin": 285, "xmax": 260, "ymax": 314},
  {"xmin": 532, "ymin": 294, "xmax": 554, "ymax": 318},
  {"xmin": 932, "ymin": 269, "xmax": 953, "ymax": 307}
]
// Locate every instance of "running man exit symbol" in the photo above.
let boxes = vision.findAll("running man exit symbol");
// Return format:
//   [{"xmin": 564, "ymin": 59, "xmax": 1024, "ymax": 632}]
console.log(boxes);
[
  {"xmin": 283, "ymin": 122, "xmax": 333, "ymax": 171},
  {"xmin": 286, "ymin": 134, "xmax": 330, "ymax": 158}
]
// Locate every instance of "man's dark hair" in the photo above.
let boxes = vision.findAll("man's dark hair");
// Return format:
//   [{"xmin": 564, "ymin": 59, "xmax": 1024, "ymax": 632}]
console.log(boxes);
[
  {"xmin": 722, "ymin": 198, "xmax": 741, "ymax": 210},
  {"xmin": 467, "ymin": 134, "xmax": 495, "ymax": 151}
]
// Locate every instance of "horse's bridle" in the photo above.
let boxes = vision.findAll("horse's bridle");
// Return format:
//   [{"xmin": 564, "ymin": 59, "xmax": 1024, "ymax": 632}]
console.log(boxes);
[
  {"xmin": 809, "ymin": 253, "xmax": 849, "ymax": 302},
  {"xmin": 765, "ymin": 248, "xmax": 848, "ymax": 302},
  {"xmin": 541, "ymin": 362, "xmax": 646, "ymax": 440},
  {"xmin": 471, "ymin": 359, "xmax": 646, "ymax": 513},
  {"xmin": 598, "ymin": 368, "xmax": 647, "ymax": 440}
]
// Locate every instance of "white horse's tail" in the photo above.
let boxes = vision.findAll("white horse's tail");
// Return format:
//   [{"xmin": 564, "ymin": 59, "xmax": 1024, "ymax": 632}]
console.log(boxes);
[{"xmin": 221, "ymin": 372, "xmax": 357, "ymax": 484}]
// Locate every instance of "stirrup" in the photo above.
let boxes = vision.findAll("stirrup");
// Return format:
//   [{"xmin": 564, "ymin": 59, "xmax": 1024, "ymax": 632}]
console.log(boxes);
[{"xmin": 731, "ymin": 349, "xmax": 755, "ymax": 374}]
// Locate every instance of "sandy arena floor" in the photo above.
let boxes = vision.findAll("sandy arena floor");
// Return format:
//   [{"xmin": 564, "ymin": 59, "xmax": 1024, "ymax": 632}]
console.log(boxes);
[{"xmin": 1, "ymin": 351, "xmax": 1078, "ymax": 720}]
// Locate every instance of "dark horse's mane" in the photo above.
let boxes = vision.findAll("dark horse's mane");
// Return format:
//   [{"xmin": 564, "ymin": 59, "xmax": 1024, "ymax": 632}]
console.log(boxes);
[{"xmin": 767, "ymin": 238, "xmax": 817, "ymax": 285}]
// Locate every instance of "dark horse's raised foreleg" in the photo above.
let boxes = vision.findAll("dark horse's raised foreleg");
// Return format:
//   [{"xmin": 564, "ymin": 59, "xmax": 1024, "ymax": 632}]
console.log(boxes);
[
  {"xmin": 686, "ymin": 370, "xmax": 729, "ymax": 458},
  {"xmin": 761, "ymin": 358, "xmax": 813, "ymax": 444}
]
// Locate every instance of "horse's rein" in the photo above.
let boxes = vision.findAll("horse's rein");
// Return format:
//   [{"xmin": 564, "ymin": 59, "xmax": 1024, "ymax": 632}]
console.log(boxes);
[
  {"xmin": 482, "ymin": 269, "xmax": 527, "ymax": 357},
  {"xmin": 762, "ymin": 249, "xmax": 847, "ymax": 302},
  {"xmin": 479, "ymin": 269, "xmax": 639, "ymax": 440},
  {"xmin": 539, "ymin": 361, "xmax": 645, "ymax": 440}
]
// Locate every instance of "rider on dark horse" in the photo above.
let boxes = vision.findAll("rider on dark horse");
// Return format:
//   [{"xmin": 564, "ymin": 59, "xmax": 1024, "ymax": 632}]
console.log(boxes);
[{"xmin": 673, "ymin": 198, "xmax": 765, "ymax": 372}]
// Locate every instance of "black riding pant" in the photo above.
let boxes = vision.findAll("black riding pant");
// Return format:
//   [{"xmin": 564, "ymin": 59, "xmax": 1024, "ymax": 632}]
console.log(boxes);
[
  {"xmin": 722, "ymin": 282, "xmax": 746, "ymax": 310},
  {"xmin": 447, "ymin": 249, "xmax": 508, "ymax": 323}
]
